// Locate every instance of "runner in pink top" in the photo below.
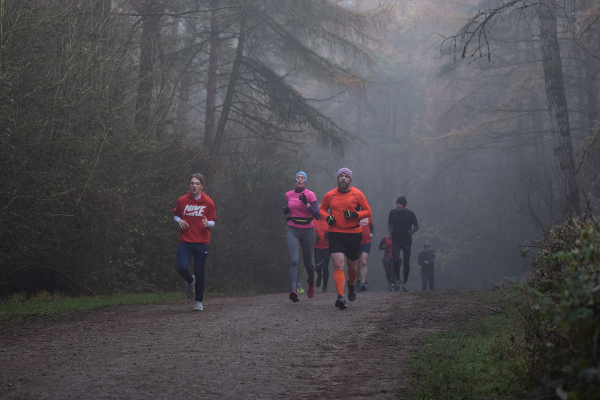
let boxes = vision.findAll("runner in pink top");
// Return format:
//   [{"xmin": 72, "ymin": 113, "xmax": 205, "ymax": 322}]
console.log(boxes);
[{"xmin": 283, "ymin": 171, "xmax": 320, "ymax": 302}]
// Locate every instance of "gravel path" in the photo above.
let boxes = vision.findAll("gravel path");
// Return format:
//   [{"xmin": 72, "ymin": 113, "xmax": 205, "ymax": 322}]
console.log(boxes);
[{"xmin": 0, "ymin": 289, "xmax": 493, "ymax": 399}]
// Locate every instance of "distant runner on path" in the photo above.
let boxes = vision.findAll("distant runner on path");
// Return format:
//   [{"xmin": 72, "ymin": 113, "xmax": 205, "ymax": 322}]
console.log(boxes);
[
  {"xmin": 173, "ymin": 173, "xmax": 217, "ymax": 311},
  {"xmin": 357, "ymin": 217, "xmax": 374, "ymax": 291},
  {"xmin": 388, "ymin": 196, "xmax": 419, "ymax": 292},
  {"xmin": 319, "ymin": 168, "xmax": 372, "ymax": 310},
  {"xmin": 378, "ymin": 233, "xmax": 397, "ymax": 291},
  {"xmin": 313, "ymin": 208, "xmax": 331, "ymax": 292},
  {"xmin": 418, "ymin": 243, "xmax": 436, "ymax": 291},
  {"xmin": 283, "ymin": 171, "xmax": 320, "ymax": 302}
]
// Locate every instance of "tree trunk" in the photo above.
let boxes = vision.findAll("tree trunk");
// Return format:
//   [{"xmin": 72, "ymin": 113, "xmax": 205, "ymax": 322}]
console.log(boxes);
[
  {"xmin": 214, "ymin": 11, "xmax": 246, "ymax": 153},
  {"xmin": 582, "ymin": 31, "xmax": 600, "ymax": 179},
  {"xmin": 582, "ymin": 44, "xmax": 599, "ymax": 135},
  {"xmin": 537, "ymin": 0, "xmax": 581, "ymax": 218},
  {"xmin": 176, "ymin": 19, "xmax": 196, "ymax": 134},
  {"xmin": 86, "ymin": 0, "xmax": 111, "ymax": 39},
  {"xmin": 204, "ymin": 0, "xmax": 221, "ymax": 150},
  {"xmin": 131, "ymin": 0, "xmax": 165, "ymax": 136},
  {"xmin": 355, "ymin": 98, "xmax": 362, "ymax": 135}
]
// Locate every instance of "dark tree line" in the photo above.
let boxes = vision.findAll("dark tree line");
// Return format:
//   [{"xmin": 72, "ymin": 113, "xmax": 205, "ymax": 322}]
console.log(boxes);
[{"xmin": 0, "ymin": 0, "xmax": 386, "ymax": 297}]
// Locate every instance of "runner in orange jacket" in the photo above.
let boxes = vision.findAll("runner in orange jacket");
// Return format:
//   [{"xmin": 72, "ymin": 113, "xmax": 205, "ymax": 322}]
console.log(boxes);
[{"xmin": 319, "ymin": 168, "xmax": 372, "ymax": 310}]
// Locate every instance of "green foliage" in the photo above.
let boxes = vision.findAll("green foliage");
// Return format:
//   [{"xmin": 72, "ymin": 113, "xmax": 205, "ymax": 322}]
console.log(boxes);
[
  {"xmin": 208, "ymin": 140, "xmax": 296, "ymax": 293},
  {"xmin": 0, "ymin": 0, "xmax": 205, "ymax": 297},
  {"xmin": 0, "ymin": 0, "xmax": 385, "ymax": 300},
  {"xmin": 405, "ymin": 312, "xmax": 527, "ymax": 400},
  {"xmin": 0, "ymin": 291, "xmax": 184, "ymax": 323},
  {"xmin": 514, "ymin": 216, "xmax": 600, "ymax": 399}
]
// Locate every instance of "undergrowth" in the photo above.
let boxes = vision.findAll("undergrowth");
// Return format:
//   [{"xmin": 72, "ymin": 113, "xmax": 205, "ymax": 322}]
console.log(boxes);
[
  {"xmin": 405, "ymin": 214, "xmax": 600, "ymax": 399},
  {"xmin": 515, "ymin": 214, "xmax": 600, "ymax": 399},
  {"xmin": 0, "ymin": 291, "xmax": 184, "ymax": 323},
  {"xmin": 405, "ymin": 309, "xmax": 528, "ymax": 400}
]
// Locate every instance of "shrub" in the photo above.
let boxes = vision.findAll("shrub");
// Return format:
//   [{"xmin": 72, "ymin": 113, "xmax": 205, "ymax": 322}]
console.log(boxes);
[{"xmin": 516, "ymin": 216, "xmax": 600, "ymax": 399}]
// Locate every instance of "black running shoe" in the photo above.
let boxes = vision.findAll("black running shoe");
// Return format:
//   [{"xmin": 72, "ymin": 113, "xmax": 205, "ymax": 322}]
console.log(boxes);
[
  {"xmin": 315, "ymin": 275, "xmax": 322, "ymax": 288},
  {"xmin": 289, "ymin": 290, "xmax": 299, "ymax": 302},
  {"xmin": 335, "ymin": 294, "xmax": 347, "ymax": 310},
  {"xmin": 347, "ymin": 281, "xmax": 357, "ymax": 302}
]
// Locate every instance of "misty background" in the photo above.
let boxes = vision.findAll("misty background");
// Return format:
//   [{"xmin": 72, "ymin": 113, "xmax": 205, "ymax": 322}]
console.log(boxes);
[{"xmin": 1, "ymin": 0, "xmax": 598, "ymax": 297}]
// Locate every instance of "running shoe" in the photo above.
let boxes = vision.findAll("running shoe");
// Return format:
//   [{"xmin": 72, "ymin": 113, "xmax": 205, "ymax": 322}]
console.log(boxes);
[
  {"xmin": 402, "ymin": 283, "xmax": 410, "ymax": 292},
  {"xmin": 186, "ymin": 275, "xmax": 195, "ymax": 300},
  {"xmin": 360, "ymin": 282, "xmax": 367, "ymax": 292},
  {"xmin": 315, "ymin": 275, "xmax": 322, "ymax": 288},
  {"xmin": 297, "ymin": 286, "xmax": 305, "ymax": 294},
  {"xmin": 193, "ymin": 301, "xmax": 203, "ymax": 311},
  {"xmin": 322, "ymin": 285, "xmax": 328, "ymax": 292},
  {"xmin": 335, "ymin": 294, "xmax": 348, "ymax": 310},
  {"xmin": 389, "ymin": 285, "xmax": 395, "ymax": 292},
  {"xmin": 307, "ymin": 284, "xmax": 315, "ymax": 299},
  {"xmin": 289, "ymin": 290, "xmax": 299, "ymax": 302},
  {"xmin": 347, "ymin": 281, "xmax": 357, "ymax": 302}
]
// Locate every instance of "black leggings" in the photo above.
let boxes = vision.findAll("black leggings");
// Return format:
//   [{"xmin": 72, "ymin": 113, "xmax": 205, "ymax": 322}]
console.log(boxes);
[
  {"xmin": 392, "ymin": 244, "xmax": 411, "ymax": 283},
  {"xmin": 314, "ymin": 248, "xmax": 330, "ymax": 287}
]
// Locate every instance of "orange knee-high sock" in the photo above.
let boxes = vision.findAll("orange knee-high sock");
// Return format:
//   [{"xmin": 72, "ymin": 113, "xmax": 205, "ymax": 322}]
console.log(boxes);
[
  {"xmin": 347, "ymin": 268, "xmax": 357, "ymax": 285},
  {"xmin": 334, "ymin": 270, "xmax": 345, "ymax": 295}
]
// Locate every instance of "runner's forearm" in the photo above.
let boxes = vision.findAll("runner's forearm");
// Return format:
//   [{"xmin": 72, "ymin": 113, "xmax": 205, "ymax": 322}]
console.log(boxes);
[
  {"xmin": 411, "ymin": 221, "xmax": 419, "ymax": 236},
  {"xmin": 307, "ymin": 201, "xmax": 320, "ymax": 219},
  {"xmin": 175, "ymin": 215, "xmax": 215, "ymax": 228},
  {"xmin": 319, "ymin": 200, "xmax": 330, "ymax": 220}
]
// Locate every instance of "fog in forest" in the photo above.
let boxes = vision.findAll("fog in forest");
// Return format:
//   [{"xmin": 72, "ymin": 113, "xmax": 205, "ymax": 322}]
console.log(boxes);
[{"xmin": 2, "ymin": 0, "xmax": 598, "ymax": 297}]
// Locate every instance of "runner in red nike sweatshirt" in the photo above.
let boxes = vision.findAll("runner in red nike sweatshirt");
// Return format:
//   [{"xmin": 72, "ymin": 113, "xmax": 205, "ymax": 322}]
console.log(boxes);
[{"xmin": 173, "ymin": 173, "xmax": 217, "ymax": 311}]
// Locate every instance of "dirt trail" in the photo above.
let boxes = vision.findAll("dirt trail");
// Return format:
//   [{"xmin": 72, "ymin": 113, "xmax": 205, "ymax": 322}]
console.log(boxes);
[{"xmin": 0, "ymin": 290, "xmax": 494, "ymax": 399}]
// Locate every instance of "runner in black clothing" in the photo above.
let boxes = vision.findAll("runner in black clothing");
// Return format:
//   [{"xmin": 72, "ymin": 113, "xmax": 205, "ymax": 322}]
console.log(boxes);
[{"xmin": 387, "ymin": 196, "xmax": 419, "ymax": 292}]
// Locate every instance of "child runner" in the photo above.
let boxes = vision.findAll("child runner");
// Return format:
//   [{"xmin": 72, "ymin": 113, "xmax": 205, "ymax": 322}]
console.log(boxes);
[
  {"xmin": 173, "ymin": 173, "xmax": 217, "ymax": 311},
  {"xmin": 418, "ymin": 243, "xmax": 436, "ymax": 291},
  {"xmin": 319, "ymin": 168, "xmax": 372, "ymax": 310},
  {"xmin": 283, "ymin": 171, "xmax": 320, "ymax": 302}
]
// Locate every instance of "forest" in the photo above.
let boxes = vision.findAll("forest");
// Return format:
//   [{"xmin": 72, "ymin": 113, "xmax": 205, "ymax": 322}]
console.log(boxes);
[
  {"xmin": 3, "ymin": 0, "xmax": 599, "ymax": 296},
  {"xmin": 2, "ymin": 0, "xmax": 600, "ymax": 397}
]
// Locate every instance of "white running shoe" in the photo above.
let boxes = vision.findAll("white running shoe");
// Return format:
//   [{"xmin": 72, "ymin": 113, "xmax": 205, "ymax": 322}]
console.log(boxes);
[
  {"xmin": 193, "ymin": 301, "xmax": 203, "ymax": 311},
  {"xmin": 186, "ymin": 275, "xmax": 195, "ymax": 299}
]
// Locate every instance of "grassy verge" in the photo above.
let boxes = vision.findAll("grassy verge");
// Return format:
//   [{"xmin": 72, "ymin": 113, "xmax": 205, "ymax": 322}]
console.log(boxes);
[
  {"xmin": 404, "ymin": 306, "xmax": 527, "ymax": 399},
  {"xmin": 0, "ymin": 291, "xmax": 186, "ymax": 323}
]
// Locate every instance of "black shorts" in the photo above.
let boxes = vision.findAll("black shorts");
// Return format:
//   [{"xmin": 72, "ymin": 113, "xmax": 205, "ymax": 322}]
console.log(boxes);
[{"xmin": 328, "ymin": 232, "xmax": 362, "ymax": 261}]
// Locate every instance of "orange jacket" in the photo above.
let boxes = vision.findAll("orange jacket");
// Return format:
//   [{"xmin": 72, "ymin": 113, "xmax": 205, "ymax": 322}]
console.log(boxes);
[{"xmin": 319, "ymin": 186, "xmax": 372, "ymax": 234}]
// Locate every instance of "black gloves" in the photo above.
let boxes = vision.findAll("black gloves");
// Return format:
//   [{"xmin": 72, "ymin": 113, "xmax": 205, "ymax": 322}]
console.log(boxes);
[
  {"xmin": 299, "ymin": 193, "xmax": 309, "ymax": 205},
  {"xmin": 324, "ymin": 232, "xmax": 329, "ymax": 239},
  {"xmin": 326, "ymin": 215, "xmax": 336, "ymax": 226},
  {"xmin": 343, "ymin": 210, "xmax": 359, "ymax": 219},
  {"xmin": 283, "ymin": 205, "xmax": 290, "ymax": 215}
]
